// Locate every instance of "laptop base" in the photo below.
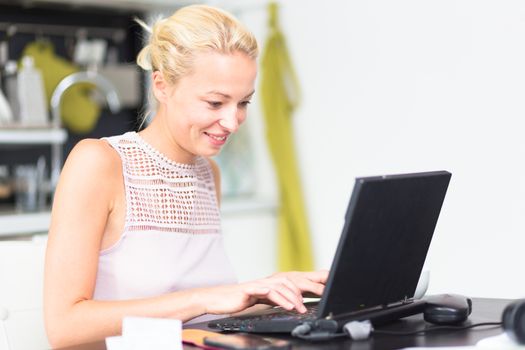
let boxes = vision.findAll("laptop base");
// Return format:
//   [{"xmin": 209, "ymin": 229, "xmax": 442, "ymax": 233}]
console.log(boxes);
[{"xmin": 209, "ymin": 299, "xmax": 427, "ymax": 334}]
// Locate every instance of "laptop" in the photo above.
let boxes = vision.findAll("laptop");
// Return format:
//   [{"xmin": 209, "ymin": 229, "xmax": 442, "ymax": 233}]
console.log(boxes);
[{"xmin": 209, "ymin": 170, "xmax": 451, "ymax": 334}]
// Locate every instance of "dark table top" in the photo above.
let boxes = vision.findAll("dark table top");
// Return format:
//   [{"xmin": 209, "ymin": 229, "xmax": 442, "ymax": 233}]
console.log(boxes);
[{"xmin": 57, "ymin": 297, "xmax": 510, "ymax": 350}]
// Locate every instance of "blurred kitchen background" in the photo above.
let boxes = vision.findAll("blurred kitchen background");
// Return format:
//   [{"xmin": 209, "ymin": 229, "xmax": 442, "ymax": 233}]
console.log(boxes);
[
  {"xmin": 1, "ymin": 0, "xmax": 525, "ymax": 301},
  {"xmin": 0, "ymin": 0, "xmax": 282, "ymax": 287},
  {"xmin": 0, "ymin": 3, "xmax": 146, "ymax": 232},
  {"xmin": 0, "ymin": 1, "xmax": 144, "ymax": 220}
]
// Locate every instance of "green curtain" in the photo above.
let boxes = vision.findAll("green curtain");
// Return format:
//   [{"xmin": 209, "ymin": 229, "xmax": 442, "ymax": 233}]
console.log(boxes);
[{"xmin": 260, "ymin": 2, "xmax": 314, "ymax": 271}]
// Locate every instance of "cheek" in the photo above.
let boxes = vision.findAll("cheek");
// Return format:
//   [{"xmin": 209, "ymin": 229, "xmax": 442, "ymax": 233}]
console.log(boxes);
[
  {"xmin": 195, "ymin": 109, "xmax": 220, "ymax": 127},
  {"xmin": 171, "ymin": 103, "xmax": 208, "ymax": 128},
  {"xmin": 186, "ymin": 107, "xmax": 220, "ymax": 134},
  {"xmin": 238, "ymin": 110, "xmax": 248, "ymax": 125}
]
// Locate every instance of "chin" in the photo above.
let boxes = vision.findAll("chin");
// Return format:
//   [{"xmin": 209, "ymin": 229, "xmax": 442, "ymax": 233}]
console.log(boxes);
[{"xmin": 197, "ymin": 147, "xmax": 222, "ymax": 158}]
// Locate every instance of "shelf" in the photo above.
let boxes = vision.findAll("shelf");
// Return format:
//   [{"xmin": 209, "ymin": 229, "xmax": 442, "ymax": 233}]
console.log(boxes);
[
  {"xmin": 0, "ymin": 211, "xmax": 51, "ymax": 237},
  {"xmin": 0, "ymin": 198, "xmax": 277, "ymax": 237},
  {"xmin": 0, "ymin": 128, "xmax": 68, "ymax": 145},
  {"xmin": 221, "ymin": 197, "xmax": 277, "ymax": 216}
]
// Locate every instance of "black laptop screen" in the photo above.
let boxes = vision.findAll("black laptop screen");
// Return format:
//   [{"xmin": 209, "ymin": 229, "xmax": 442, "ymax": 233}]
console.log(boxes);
[{"xmin": 318, "ymin": 171, "xmax": 451, "ymax": 318}]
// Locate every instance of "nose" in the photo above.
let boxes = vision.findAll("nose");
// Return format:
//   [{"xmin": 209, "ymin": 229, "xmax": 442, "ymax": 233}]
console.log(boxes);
[{"xmin": 218, "ymin": 108, "xmax": 241, "ymax": 132}]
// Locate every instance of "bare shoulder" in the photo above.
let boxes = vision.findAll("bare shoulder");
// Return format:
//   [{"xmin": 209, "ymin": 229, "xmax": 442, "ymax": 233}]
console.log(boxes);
[
  {"xmin": 54, "ymin": 138, "xmax": 122, "ymax": 210},
  {"xmin": 64, "ymin": 138, "xmax": 120, "ymax": 175}
]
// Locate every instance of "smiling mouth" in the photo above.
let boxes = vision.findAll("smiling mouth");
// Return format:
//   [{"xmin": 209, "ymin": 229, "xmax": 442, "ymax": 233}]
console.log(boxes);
[{"xmin": 204, "ymin": 132, "xmax": 228, "ymax": 141}]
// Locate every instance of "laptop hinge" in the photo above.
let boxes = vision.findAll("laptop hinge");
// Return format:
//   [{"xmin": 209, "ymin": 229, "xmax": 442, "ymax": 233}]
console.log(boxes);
[
  {"xmin": 324, "ymin": 304, "xmax": 385, "ymax": 320},
  {"xmin": 326, "ymin": 297, "xmax": 415, "ymax": 321},
  {"xmin": 386, "ymin": 295, "xmax": 414, "ymax": 308},
  {"xmin": 326, "ymin": 299, "xmax": 425, "ymax": 326}
]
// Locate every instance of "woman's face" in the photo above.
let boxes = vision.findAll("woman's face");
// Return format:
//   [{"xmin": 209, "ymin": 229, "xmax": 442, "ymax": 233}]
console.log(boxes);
[{"xmin": 154, "ymin": 50, "xmax": 257, "ymax": 162}]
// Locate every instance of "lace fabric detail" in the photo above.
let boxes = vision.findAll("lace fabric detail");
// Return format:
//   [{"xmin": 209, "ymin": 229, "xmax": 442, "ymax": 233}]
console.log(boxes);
[{"xmin": 105, "ymin": 132, "xmax": 221, "ymax": 235}]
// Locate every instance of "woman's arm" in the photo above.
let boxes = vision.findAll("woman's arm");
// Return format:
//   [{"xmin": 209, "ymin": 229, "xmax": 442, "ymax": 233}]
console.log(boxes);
[
  {"xmin": 44, "ymin": 140, "xmax": 327, "ymax": 348},
  {"xmin": 44, "ymin": 139, "xmax": 209, "ymax": 347}
]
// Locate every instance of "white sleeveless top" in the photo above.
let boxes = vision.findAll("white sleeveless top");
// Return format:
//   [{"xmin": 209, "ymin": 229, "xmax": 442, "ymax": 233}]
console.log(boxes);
[{"xmin": 93, "ymin": 132, "xmax": 237, "ymax": 322}]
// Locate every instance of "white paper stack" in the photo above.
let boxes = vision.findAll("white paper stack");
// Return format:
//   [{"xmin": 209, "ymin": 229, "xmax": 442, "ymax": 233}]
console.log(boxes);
[{"xmin": 106, "ymin": 317, "xmax": 183, "ymax": 350}]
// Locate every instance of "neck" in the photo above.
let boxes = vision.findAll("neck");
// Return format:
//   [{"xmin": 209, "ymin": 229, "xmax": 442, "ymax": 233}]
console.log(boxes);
[{"xmin": 139, "ymin": 108, "xmax": 197, "ymax": 165}]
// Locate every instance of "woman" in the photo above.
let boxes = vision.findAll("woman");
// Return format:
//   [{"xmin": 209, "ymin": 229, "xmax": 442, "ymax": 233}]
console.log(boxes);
[{"xmin": 44, "ymin": 4, "xmax": 327, "ymax": 348}]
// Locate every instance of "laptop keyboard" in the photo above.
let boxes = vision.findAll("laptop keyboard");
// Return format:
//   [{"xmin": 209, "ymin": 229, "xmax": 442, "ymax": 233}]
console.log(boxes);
[
  {"xmin": 234, "ymin": 303, "xmax": 318, "ymax": 321},
  {"xmin": 209, "ymin": 303, "xmax": 322, "ymax": 332},
  {"xmin": 274, "ymin": 304, "xmax": 319, "ymax": 320}
]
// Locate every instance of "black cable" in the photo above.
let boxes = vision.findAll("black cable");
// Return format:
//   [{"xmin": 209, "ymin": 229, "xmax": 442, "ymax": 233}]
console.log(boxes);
[{"xmin": 293, "ymin": 321, "xmax": 503, "ymax": 341}]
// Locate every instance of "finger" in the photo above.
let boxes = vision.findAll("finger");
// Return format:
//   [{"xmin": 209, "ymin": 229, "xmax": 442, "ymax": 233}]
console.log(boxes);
[
  {"xmin": 304, "ymin": 270, "xmax": 330, "ymax": 283},
  {"xmin": 264, "ymin": 289, "xmax": 298, "ymax": 311},
  {"xmin": 276, "ymin": 277, "xmax": 303, "ymax": 300},
  {"xmin": 294, "ymin": 278, "xmax": 325, "ymax": 296},
  {"xmin": 264, "ymin": 278, "xmax": 306, "ymax": 312},
  {"xmin": 269, "ymin": 281, "xmax": 306, "ymax": 313},
  {"xmin": 260, "ymin": 280, "xmax": 306, "ymax": 313}
]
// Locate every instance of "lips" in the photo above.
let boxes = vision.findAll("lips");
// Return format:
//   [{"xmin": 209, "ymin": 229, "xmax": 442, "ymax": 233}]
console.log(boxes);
[
  {"xmin": 204, "ymin": 131, "xmax": 229, "ymax": 145},
  {"xmin": 205, "ymin": 132, "xmax": 227, "ymax": 141}
]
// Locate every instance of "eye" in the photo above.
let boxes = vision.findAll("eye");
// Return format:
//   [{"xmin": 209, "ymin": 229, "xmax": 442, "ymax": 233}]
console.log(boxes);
[
  {"xmin": 207, "ymin": 101, "xmax": 223, "ymax": 109},
  {"xmin": 239, "ymin": 100, "xmax": 251, "ymax": 108}
]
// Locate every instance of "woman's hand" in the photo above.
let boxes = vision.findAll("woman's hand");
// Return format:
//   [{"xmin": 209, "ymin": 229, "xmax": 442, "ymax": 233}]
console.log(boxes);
[
  {"xmin": 269, "ymin": 270, "xmax": 329, "ymax": 299},
  {"xmin": 199, "ymin": 269, "xmax": 329, "ymax": 315}
]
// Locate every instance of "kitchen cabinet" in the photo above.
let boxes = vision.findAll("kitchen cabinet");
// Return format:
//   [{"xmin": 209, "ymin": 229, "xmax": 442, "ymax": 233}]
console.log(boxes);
[
  {"xmin": 0, "ymin": 211, "xmax": 51, "ymax": 237},
  {"xmin": 0, "ymin": 2, "xmax": 143, "ymax": 237},
  {"xmin": 0, "ymin": 127, "xmax": 67, "ymax": 237}
]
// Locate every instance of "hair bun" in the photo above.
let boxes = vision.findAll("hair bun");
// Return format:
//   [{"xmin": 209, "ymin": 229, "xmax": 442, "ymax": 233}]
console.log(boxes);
[{"xmin": 136, "ymin": 44, "xmax": 153, "ymax": 71}]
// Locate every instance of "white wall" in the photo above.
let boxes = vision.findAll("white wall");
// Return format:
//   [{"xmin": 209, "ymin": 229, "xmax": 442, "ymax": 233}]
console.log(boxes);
[
  {"xmin": 215, "ymin": 0, "xmax": 525, "ymax": 298},
  {"xmin": 273, "ymin": 0, "xmax": 525, "ymax": 298}
]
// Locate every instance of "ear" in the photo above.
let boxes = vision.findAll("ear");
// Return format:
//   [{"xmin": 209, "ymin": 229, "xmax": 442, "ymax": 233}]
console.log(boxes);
[{"xmin": 151, "ymin": 71, "xmax": 170, "ymax": 103}]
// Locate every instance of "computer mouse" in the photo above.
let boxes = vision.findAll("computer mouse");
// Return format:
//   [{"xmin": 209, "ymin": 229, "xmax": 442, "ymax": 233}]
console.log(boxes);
[{"xmin": 423, "ymin": 294, "xmax": 472, "ymax": 325}]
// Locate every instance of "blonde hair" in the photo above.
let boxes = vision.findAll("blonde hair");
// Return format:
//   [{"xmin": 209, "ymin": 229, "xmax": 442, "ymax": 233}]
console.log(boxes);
[{"xmin": 135, "ymin": 5, "xmax": 258, "ymax": 125}]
